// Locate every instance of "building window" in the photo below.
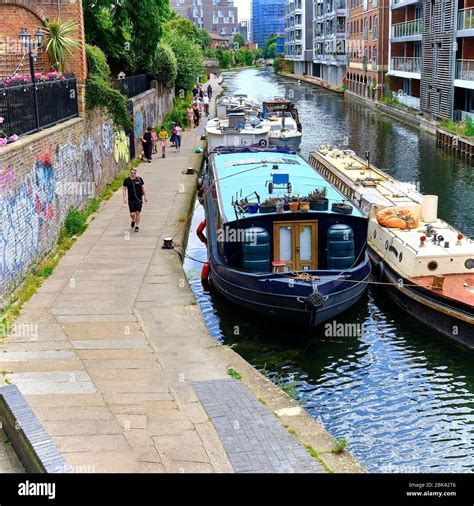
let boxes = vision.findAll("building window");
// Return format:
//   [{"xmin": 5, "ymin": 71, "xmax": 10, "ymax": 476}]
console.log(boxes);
[
  {"xmin": 372, "ymin": 0, "xmax": 377, "ymax": 6},
  {"xmin": 372, "ymin": 47, "xmax": 377, "ymax": 67},
  {"xmin": 373, "ymin": 16, "xmax": 377, "ymax": 39},
  {"xmin": 430, "ymin": 0, "xmax": 435, "ymax": 34}
]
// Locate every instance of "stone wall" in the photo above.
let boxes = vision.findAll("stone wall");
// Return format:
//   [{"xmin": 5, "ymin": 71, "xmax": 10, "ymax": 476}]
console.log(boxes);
[{"xmin": 0, "ymin": 112, "xmax": 130, "ymax": 299}]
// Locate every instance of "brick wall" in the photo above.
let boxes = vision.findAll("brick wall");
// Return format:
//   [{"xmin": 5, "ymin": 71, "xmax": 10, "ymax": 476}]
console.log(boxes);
[
  {"xmin": 0, "ymin": 0, "xmax": 87, "ymax": 84},
  {"xmin": 0, "ymin": 84, "xmax": 174, "ymax": 299},
  {"xmin": 0, "ymin": 112, "xmax": 130, "ymax": 299}
]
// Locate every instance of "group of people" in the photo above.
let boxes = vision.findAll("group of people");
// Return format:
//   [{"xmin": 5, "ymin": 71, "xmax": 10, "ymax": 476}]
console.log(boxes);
[
  {"xmin": 186, "ymin": 83, "xmax": 213, "ymax": 129},
  {"xmin": 140, "ymin": 123, "xmax": 183, "ymax": 162},
  {"xmin": 128, "ymin": 79, "xmax": 214, "ymax": 232}
]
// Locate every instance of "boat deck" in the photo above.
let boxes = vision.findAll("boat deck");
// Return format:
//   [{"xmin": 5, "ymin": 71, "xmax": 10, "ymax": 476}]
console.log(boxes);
[{"xmin": 409, "ymin": 273, "xmax": 474, "ymax": 307}]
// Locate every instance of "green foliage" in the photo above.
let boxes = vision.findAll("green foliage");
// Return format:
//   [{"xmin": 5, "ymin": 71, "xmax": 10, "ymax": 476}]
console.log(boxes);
[
  {"xmin": 233, "ymin": 33, "xmax": 246, "ymax": 49},
  {"xmin": 147, "ymin": 42, "xmax": 177, "ymax": 89},
  {"xmin": 215, "ymin": 48, "xmax": 232, "ymax": 69},
  {"xmin": 161, "ymin": 93, "xmax": 192, "ymax": 131},
  {"xmin": 227, "ymin": 368, "xmax": 242, "ymax": 380},
  {"xmin": 162, "ymin": 33, "xmax": 204, "ymax": 92},
  {"xmin": 332, "ymin": 438, "xmax": 349, "ymax": 453},
  {"xmin": 164, "ymin": 16, "xmax": 199, "ymax": 40},
  {"xmin": 64, "ymin": 208, "xmax": 87, "ymax": 236},
  {"xmin": 263, "ymin": 33, "xmax": 277, "ymax": 58},
  {"xmin": 464, "ymin": 115, "xmax": 474, "ymax": 136},
  {"xmin": 85, "ymin": 44, "xmax": 132, "ymax": 131},
  {"xmin": 83, "ymin": 0, "xmax": 171, "ymax": 73},
  {"xmin": 197, "ymin": 29, "xmax": 211, "ymax": 50},
  {"xmin": 43, "ymin": 18, "xmax": 81, "ymax": 72}
]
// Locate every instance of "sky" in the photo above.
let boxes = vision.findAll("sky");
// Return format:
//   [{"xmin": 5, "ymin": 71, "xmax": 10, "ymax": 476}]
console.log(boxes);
[{"xmin": 234, "ymin": 0, "xmax": 251, "ymax": 21}]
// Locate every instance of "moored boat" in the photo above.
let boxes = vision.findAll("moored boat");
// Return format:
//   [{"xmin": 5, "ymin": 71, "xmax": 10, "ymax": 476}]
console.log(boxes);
[
  {"xmin": 205, "ymin": 113, "xmax": 271, "ymax": 151},
  {"xmin": 216, "ymin": 94, "xmax": 261, "ymax": 118},
  {"xmin": 308, "ymin": 145, "xmax": 474, "ymax": 349},
  {"xmin": 262, "ymin": 98, "xmax": 303, "ymax": 150},
  {"xmin": 199, "ymin": 146, "xmax": 371, "ymax": 329}
]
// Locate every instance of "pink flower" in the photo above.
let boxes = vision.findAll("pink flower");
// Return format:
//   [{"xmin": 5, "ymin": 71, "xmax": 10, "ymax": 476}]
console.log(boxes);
[
  {"xmin": 0, "ymin": 138, "xmax": 7, "ymax": 147},
  {"xmin": 61, "ymin": 76, "xmax": 66, "ymax": 81},
  {"xmin": 8, "ymin": 134, "xmax": 18, "ymax": 143},
  {"xmin": 0, "ymin": 117, "xmax": 4, "ymax": 124}
]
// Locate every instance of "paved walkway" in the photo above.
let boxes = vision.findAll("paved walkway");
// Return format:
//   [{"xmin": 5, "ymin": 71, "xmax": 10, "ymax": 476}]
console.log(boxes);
[{"xmin": 0, "ymin": 76, "xmax": 328, "ymax": 473}]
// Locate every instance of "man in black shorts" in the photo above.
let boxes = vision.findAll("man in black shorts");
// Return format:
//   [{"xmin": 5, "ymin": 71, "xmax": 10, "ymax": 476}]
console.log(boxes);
[{"xmin": 122, "ymin": 168, "xmax": 147, "ymax": 232}]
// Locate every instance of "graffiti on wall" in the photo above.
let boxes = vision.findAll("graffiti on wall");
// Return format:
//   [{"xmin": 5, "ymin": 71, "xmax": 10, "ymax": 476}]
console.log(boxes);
[{"xmin": 0, "ymin": 120, "xmax": 130, "ymax": 297}]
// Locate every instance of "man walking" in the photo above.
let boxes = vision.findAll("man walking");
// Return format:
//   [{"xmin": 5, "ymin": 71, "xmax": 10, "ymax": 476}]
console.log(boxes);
[
  {"xmin": 207, "ymin": 83, "xmax": 213, "ymax": 100},
  {"xmin": 122, "ymin": 168, "xmax": 147, "ymax": 233}
]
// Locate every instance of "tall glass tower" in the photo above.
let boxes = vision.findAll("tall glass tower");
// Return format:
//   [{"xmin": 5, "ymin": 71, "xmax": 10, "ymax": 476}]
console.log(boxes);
[{"xmin": 252, "ymin": 0, "xmax": 285, "ymax": 48}]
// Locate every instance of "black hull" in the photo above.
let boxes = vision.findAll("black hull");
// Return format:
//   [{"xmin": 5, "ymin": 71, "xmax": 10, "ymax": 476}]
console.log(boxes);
[
  {"xmin": 370, "ymin": 250, "xmax": 474, "ymax": 350},
  {"xmin": 208, "ymin": 260, "xmax": 369, "ymax": 329}
]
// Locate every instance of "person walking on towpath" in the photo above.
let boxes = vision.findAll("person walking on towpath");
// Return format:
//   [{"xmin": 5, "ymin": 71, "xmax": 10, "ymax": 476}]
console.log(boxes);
[
  {"xmin": 186, "ymin": 105, "xmax": 195, "ymax": 129},
  {"xmin": 158, "ymin": 126, "xmax": 169, "ymax": 158},
  {"xmin": 174, "ymin": 122, "xmax": 182, "ymax": 152},
  {"xmin": 141, "ymin": 127, "xmax": 153, "ymax": 163},
  {"xmin": 207, "ymin": 83, "xmax": 213, "ymax": 99},
  {"xmin": 122, "ymin": 167, "xmax": 147, "ymax": 233},
  {"xmin": 203, "ymin": 93, "xmax": 210, "ymax": 117},
  {"xmin": 151, "ymin": 128, "xmax": 158, "ymax": 154}
]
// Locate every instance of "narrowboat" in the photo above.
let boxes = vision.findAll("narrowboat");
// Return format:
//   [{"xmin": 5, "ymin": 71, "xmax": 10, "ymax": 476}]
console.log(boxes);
[
  {"xmin": 206, "ymin": 113, "xmax": 271, "ymax": 151},
  {"xmin": 308, "ymin": 145, "xmax": 474, "ymax": 349},
  {"xmin": 216, "ymin": 94, "xmax": 261, "ymax": 118},
  {"xmin": 198, "ymin": 146, "xmax": 371, "ymax": 329}
]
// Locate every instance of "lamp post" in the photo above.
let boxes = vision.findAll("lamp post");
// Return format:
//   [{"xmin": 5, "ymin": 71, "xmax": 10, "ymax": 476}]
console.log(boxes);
[{"xmin": 19, "ymin": 27, "xmax": 44, "ymax": 133}]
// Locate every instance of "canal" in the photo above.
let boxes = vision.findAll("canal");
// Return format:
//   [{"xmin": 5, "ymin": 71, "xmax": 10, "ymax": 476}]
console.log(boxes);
[{"xmin": 184, "ymin": 67, "xmax": 474, "ymax": 473}]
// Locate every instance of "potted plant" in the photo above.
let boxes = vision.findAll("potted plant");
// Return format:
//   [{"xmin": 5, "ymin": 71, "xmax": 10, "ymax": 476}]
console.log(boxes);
[
  {"xmin": 288, "ymin": 195, "xmax": 299, "ymax": 212},
  {"xmin": 299, "ymin": 198, "xmax": 310, "ymax": 212},
  {"xmin": 308, "ymin": 187, "xmax": 328, "ymax": 211},
  {"xmin": 332, "ymin": 200, "xmax": 353, "ymax": 215},
  {"xmin": 259, "ymin": 198, "xmax": 278, "ymax": 213}
]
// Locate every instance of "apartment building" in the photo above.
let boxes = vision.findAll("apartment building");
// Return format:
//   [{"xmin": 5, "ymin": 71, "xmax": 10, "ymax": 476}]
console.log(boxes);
[
  {"xmin": 346, "ymin": 0, "xmax": 389, "ymax": 101},
  {"xmin": 285, "ymin": 0, "xmax": 314, "ymax": 74},
  {"xmin": 172, "ymin": 0, "xmax": 239, "ymax": 37},
  {"xmin": 252, "ymin": 0, "xmax": 286, "ymax": 48},
  {"xmin": 313, "ymin": 0, "xmax": 349, "ymax": 87}
]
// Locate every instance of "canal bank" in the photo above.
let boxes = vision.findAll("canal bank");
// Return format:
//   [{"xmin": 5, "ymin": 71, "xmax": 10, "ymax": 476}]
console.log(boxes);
[
  {"xmin": 184, "ymin": 67, "xmax": 474, "ymax": 474},
  {"xmin": 0, "ymin": 75, "xmax": 363, "ymax": 473}
]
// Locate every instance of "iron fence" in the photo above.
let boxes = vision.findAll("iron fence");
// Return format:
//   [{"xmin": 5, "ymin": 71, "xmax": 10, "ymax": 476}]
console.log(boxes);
[
  {"xmin": 0, "ymin": 76, "xmax": 78, "ymax": 137},
  {"xmin": 113, "ymin": 74, "xmax": 150, "ymax": 99}
]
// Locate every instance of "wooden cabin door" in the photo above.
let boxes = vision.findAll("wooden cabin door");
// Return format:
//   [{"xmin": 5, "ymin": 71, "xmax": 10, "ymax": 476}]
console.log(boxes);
[{"xmin": 273, "ymin": 221, "xmax": 318, "ymax": 271}]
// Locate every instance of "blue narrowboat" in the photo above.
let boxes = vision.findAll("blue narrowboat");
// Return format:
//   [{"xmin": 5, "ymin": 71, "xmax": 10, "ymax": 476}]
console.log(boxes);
[{"xmin": 199, "ymin": 146, "xmax": 371, "ymax": 328}]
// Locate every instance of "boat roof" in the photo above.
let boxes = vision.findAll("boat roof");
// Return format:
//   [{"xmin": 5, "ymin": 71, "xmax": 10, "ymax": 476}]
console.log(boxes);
[{"xmin": 210, "ymin": 148, "xmax": 365, "ymax": 222}]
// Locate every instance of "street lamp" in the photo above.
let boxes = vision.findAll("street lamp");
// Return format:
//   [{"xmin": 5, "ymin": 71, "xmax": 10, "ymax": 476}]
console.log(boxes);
[{"xmin": 18, "ymin": 27, "xmax": 44, "ymax": 132}]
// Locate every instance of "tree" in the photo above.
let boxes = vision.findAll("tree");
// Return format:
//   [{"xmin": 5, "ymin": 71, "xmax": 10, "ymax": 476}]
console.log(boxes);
[
  {"xmin": 163, "ymin": 17, "xmax": 199, "ymax": 41},
  {"xmin": 83, "ymin": 0, "xmax": 171, "ymax": 73},
  {"xmin": 233, "ymin": 33, "xmax": 246, "ymax": 49},
  {"xmin": 263, "ymin": 33, "xmax": 277, "ymax": 58},
  {"xmin": 197, "ymin": 29, "xmax": 211, "ymax": 51},
  {"xmin": 162, "ymin": 33, "xmax": 204, "ymax": 92},
  {"xmin": 147, "ymin": 42, "xmax": 178, "ymax": 89}
]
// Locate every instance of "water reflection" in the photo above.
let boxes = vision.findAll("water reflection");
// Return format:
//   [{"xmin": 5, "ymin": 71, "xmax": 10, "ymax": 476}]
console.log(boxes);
[{"xmin": 184, "ymin": 68, "xmax": 474, "ymax": 472}]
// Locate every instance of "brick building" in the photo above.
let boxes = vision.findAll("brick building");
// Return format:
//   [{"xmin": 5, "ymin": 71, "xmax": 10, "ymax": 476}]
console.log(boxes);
[
  {"xmin": 346, "ymin": 0, "xmax": 390, "ymax": 101},
  {"xmin": 0, "ymin": 0, "xmax": 86, "ymax": 89}
]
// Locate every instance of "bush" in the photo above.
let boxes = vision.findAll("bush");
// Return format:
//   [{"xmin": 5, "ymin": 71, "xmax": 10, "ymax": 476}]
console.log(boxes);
[
  {"xmin": 161, "ymin": 94, "xmax": 192, "ymax": 131},
  {"xmin": 85, "ymin": 44, "xmax": 132, "ymax": 130},
  {"xmin": 64, "ymin": 208, "xmax": 87, "ymax": 237},
  {"xmin": 147, "ymin": 42, "xmax": 178, "ymax": 89},
  {"xmin": 464, "ymin": 115, "xmax": 474, "ymax": 136}
]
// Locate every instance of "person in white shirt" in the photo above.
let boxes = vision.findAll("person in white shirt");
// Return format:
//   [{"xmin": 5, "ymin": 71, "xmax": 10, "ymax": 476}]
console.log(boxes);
[{"xmin": 203, "ymin": 94, "xmax": 210, "ymax": 116}]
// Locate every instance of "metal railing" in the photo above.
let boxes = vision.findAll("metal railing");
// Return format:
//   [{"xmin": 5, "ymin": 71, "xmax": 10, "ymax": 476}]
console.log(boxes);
[
  {"xmin": 458, "ymin": 8, "xmax": 474, "ymax": 30},
  {"xmin": 113, "ymin": 74, "xmax": 150, "ymax": 99},
  {"xmin": 0, "ymin": 76, "xmax": 78, "ymax": 137},
  {"xmin": 391, "ymin": 56, "xmax": 421, "ymax": 73},
  {"xmin": 456, "ymin": 59, "xmax": 474, "ymax": 80},
  {"xmin": 391, "ymin": 18, "xmax": 422, "ymax": 38}
]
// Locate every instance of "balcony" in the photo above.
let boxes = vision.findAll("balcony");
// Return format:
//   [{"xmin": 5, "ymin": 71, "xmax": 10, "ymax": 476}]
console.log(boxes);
[
  {"xmin": 391, "ymin": 19, "xmax": 422, "ymax": 39},
  {"xmin": 455, "ymin": 60, "xmax": 474, "ymax": 86},
  {"xmin": 458, "ymin": 8, "xmax": 474, "ymax": 34},
  {"xmin": 391, "ymin": 0, "xmax": 421, "ymax": 9},
  {"xmin": 390, "ymin": 56, "xmax": 421, "ymax": 74}
]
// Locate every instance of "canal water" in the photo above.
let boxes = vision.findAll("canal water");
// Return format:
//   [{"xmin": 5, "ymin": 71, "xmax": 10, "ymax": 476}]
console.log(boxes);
[{"xmin": 184, "ymin": 68, "xmax": 474, "ymax": 473}]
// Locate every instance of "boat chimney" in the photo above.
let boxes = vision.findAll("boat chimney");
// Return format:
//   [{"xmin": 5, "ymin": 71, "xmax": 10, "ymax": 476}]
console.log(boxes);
[{"xmin": 422, "ymin": 195, "xmax": 438, "ymax": 222}]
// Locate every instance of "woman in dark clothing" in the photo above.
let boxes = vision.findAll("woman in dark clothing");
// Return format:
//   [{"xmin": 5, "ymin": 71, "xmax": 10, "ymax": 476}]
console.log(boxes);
[{"xmin": 142, "ymin": 127, "xmax": 153, "ymax": 163}]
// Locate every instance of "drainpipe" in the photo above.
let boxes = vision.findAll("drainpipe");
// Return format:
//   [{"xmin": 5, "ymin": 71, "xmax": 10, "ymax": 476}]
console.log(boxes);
[{"xmin": 381, "ymin": 0, "xmax": 386, "ymax": 98}]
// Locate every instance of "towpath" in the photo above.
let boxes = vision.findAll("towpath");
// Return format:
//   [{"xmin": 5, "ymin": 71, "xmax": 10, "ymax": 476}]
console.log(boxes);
[{"xmin": 0, "ymin": 76, "xmax": 362, "ymax": 473}]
